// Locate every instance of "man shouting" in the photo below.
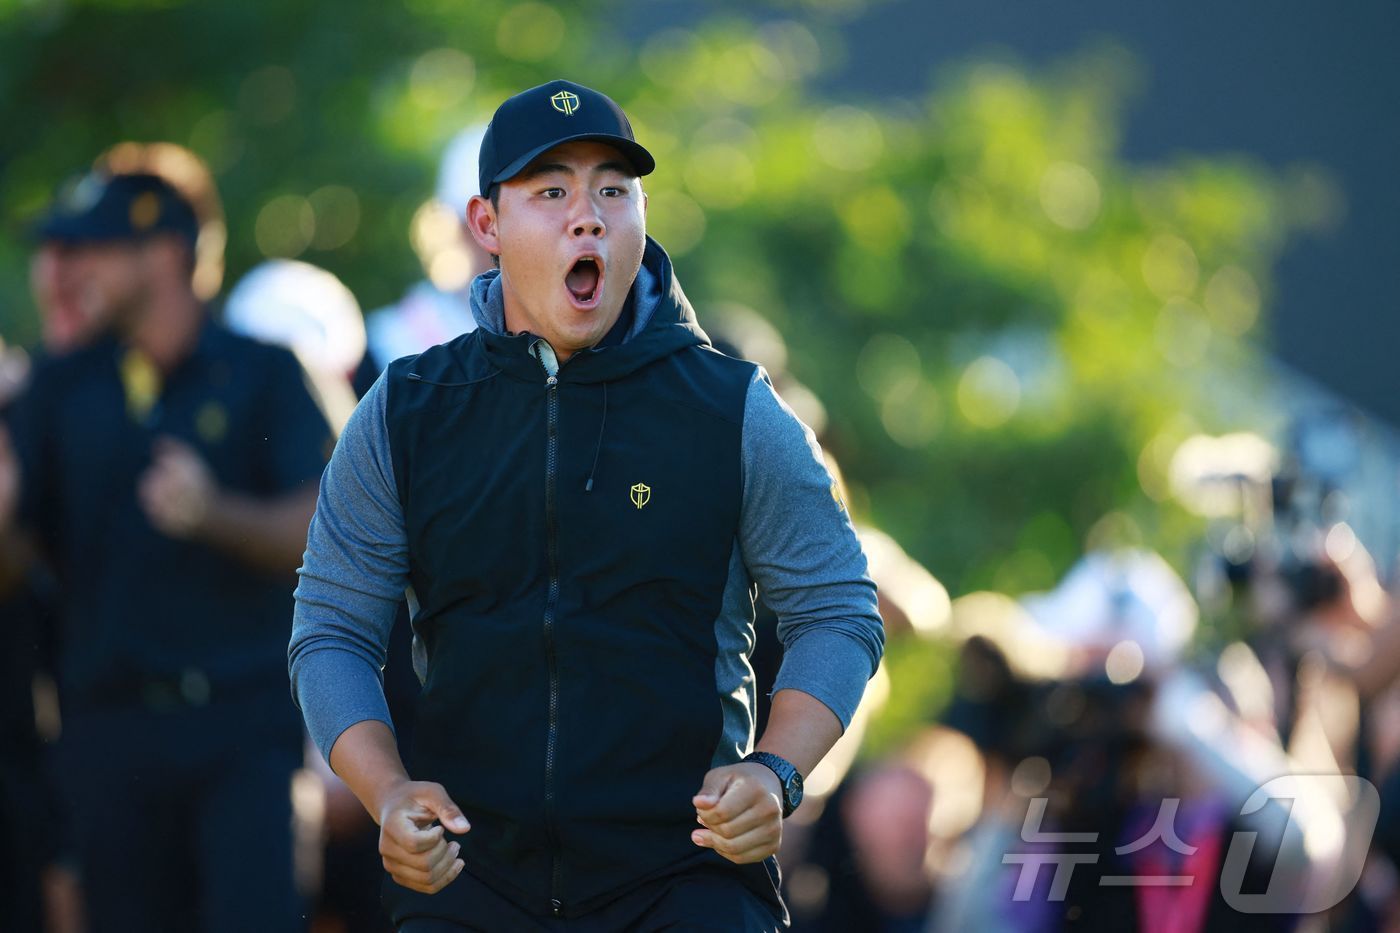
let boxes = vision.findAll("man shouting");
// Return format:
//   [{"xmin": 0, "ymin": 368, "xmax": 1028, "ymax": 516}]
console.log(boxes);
[{"xmin": 289, "ymin": 79, "xmax": 884, "ymax": 932}]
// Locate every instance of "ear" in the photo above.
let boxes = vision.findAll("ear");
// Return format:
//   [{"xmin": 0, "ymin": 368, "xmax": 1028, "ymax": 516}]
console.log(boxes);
[{"xmin": 465, "ymin": 194, "xmax": 501, "ymax": 259}]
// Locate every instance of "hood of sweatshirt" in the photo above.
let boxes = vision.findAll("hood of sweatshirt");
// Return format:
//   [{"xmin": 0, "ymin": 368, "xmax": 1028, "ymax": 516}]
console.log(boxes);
[{"xmin": 468, "ymin": 235, "xmax": 709, "ymax": 384}]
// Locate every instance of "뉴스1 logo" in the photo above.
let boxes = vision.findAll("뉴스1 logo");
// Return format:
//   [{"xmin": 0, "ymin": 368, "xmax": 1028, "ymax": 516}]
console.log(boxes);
[
  {"xmin": 630, "ymin": 483, "xmax": 651, "ymax": 509},
  {"xmin": 1001, "ymin": 775, "xmax": 1380, "ymax": 915},
  {"xmin": 551, "ymin": 90, "xmax": 580, "ymax": 115}
]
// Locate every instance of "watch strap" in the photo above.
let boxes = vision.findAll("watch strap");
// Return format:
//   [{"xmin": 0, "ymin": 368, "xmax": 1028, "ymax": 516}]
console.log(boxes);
[{"xmin": 742, "ymin": 751, "xmax": 802, "ymax": 817}]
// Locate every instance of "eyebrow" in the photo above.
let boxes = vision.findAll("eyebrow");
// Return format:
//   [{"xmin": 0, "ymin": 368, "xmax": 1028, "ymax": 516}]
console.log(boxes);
[{"xmin": 518, "ymin": 160, "xmax": 637, "ymax": 182}]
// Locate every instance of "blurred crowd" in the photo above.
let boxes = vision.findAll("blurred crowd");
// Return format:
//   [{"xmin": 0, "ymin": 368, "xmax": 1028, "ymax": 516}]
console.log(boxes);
[{"xmin": 2, "ymin": 132, "xmax": 1399, "ymax": 933}]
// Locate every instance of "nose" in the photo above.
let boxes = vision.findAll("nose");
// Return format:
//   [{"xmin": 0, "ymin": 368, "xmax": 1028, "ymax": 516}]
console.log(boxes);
[{"xmin": 568, "ymin": 192, "xmax": 606, "ymax": 239}]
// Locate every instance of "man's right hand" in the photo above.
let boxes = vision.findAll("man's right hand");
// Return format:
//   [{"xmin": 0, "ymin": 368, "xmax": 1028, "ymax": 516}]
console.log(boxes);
[{"xmin": 377, "ymin": 780, "xmax": 470, "ymax": 894}]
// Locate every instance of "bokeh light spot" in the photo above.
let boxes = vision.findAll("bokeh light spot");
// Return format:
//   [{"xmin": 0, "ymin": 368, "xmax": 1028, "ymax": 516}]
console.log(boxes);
[
  {"xmin": 1155, "ymin": 298, "xmax": 1211, "ymax": 367},
  {"xmin": 839, "ymin": 186, "xmax": 910, "ymax": 254},
  {"xmin": 308, "ymin": 186, "xmax": 360, "ymax": 251},
  {"xmin": 957, "ymin": 356, "xmax": 1021, "ymax": 428},
  {"xmin": 813, "ymin": 106, "xmax": 885, "ymax": 172},
  {"xmin": 881, "ymin": 381, "xmax": 943, "ymax": 449},
  {"xmin": 646, "ymin": 190, "xmax": 706, "ymax": 257},
  {"xmin": 683, "ymin": 144, "xmax": 755, "ymax": 209},
  {"xmin": 1106, "ymin": 640, "xmax": 1145, "ymax": 684},
  {"xmin": 255, "ymin": 194, "xmax": 314, "ymax": 258},
  {"xmin": 639, "ymin": 29, "xmax": 701, "ymax": 90},
  {"xmin": 496, "ymin": 3, "xmax": 565, "ymax": 62},
  {"xmin": 239, "ymin": 66, "xmax": 298, "ymax": 126},
  {"xmin": 1010, "ymin": 756, "xmax": 1052, "ymax": 797},
  {"xmin": 1203, "ymin": 265, "xmax": 1261, "ymax": 336},
  {"xmin": 1039, "ymin": 161, "xmax": 1101, "ymax": 230},
  {"xmin": 409, "ymin": 48, "xmax": 475, "ymax": 111},
  {"xmin": 1141, "ymin": 233, "xmax": 1199, "ymax": 299},
  {"xmin": 856, "ymin": 333, "xmax": 921, "ymax": 401}
]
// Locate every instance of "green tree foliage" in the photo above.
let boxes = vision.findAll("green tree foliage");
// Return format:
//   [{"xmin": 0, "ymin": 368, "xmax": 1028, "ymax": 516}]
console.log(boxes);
[{"xmin": 625, "ymin": 26, "xmax": 1304, "ymax": 600}]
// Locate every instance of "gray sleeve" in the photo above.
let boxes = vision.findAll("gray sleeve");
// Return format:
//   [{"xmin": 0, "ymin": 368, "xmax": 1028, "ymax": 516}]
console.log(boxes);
[
  {"xmin": 288, "ymin": 373, "xmax": 409, "ymax": 763},
  {"xmin": 738, "ymin": 368, "xmax": 885, "ymax": 729}
]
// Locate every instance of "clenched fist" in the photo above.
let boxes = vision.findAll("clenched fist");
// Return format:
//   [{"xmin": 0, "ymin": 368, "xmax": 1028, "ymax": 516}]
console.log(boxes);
[
  {"xmin": 138, "ymin": 436, "xmax": 217, "ymax": 538},
  {"xmin": 690, "ymin": 762, "xmax": 783, "ymax": 864},
  {"xmin": 377, "ymin": 780, "xmax": 469, "ymax": 894}
]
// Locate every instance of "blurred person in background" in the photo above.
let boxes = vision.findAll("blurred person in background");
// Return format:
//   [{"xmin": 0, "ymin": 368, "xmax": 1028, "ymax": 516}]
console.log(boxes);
[
  {"xmin": 794, "ymin": 760, "xmax": 937, "ymax": 933},
  {"xmin": 0, "ymin": 255, "xmax": 56, "ymax": 933},
  {"xmin": 360, "ymin": 124, "xmax": 493, "ymax": 387},
  {"xmin": 0, "ymin": 153, "xmax": 332, "ymax": 932},
  {"xmin": 1220, "ymin": 531, "xmax": 1400, "ymax": 930},
  {"xmin": 1026, "ymin": 550, "xmax": 1312, "ymax": 932},
  {"xmin": 1185, "ymin": 438, "xmax": 1400, "ymax": 928},
  {"xmin": 0, "ymin": 173, "xmax": 160, "ymax": 932},
  {"xmin": 908, "ymin": 552, "xmax": 1319, "ymax": 932},
  {"xmin": 225, "ymin": 257, "xmax": 416, "ymax": 933}
]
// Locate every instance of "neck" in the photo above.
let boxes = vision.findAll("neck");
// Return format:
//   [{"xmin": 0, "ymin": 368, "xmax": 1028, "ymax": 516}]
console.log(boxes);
[{"xmin": 501, "ymin": 288, "xmax": 579, "ymax": 364}]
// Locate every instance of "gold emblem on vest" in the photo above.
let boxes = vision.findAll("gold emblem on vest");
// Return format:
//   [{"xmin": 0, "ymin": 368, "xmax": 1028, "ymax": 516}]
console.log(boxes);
[
  {"xmin": 551, "ymin": 90, "xmax": 580, "ymax": 115},
  {"xmin": 120, "ymin": 349, "xmax": 161, "ymax": 422},
  {"xmin": 630, "ymin": 482, "xmax": 651, "ymax": 509},
  {"xmin": 196, "ymin": 401, "xmax": 229, "ymax": 444}
]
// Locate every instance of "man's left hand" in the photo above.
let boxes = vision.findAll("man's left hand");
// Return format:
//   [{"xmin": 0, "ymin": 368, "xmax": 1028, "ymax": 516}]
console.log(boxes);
[
  {"xmin": 139, "ymin": 436, "xmax": 218, "ymax": 538},
  {"xmin": 691, "ymin": 762, "xmax": 783, "ymax": 864}
]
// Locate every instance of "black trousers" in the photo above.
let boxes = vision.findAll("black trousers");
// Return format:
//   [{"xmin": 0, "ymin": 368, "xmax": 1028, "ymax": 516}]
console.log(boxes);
[
  {"xmin": 58, "ymin": 689, "xmax": 306, "ymax": 933},
  {"xmin": 397, "ymin": 862, "xmax": 787, "ymax": 932}
]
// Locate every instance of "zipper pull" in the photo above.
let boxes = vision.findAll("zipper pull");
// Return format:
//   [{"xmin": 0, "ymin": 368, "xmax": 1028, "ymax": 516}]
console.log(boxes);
[{"xmin": 546, "ymin": 375, "xmax": 558, "ymax": 387}]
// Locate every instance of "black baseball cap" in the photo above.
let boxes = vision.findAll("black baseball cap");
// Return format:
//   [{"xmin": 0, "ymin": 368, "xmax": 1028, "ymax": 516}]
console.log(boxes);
[
  {"xmin": 477, "ymin": 79, "xmax": 655, "ymax": 196},
  {"xmin": 33, "ymin": 171, "xmax": 200, "ymax": 246}
]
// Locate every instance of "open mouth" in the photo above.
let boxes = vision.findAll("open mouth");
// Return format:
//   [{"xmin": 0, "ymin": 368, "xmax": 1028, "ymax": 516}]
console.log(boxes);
[{"xmin": 565, "ymin": 256, "xmax": 604, "ymax": 308}]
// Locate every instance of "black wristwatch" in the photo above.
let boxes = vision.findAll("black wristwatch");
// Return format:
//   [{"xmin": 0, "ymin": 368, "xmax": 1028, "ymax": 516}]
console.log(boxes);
[{"xmin": 743, "ymin": 751, "xmax": 804, "ymax": 818}]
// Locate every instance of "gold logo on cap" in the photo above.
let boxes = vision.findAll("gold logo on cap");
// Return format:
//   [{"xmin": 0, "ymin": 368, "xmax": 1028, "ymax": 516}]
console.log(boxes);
[
  {"xmin": 129, "ymin": 192, "xmax": 161, "ymax": 231},
  {"xmin": 630, "ymin": 483, "xmax": 651, "ymax": 509},
  {"xmin": 551, "ymin": 90, "xmax": 580, "ymax": 115}
]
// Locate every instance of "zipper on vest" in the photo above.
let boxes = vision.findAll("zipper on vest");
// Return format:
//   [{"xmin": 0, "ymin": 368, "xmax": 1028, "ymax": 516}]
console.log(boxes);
[{"xmin": 534, "ymin": 341, "xmax": 565, "ymax": 914}]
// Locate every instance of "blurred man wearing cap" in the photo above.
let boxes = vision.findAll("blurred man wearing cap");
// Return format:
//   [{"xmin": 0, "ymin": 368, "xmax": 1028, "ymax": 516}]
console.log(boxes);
[
  {"xmin": 362, "ymin": 125, "xmax": 494, "ymax": 377},
  {"xmin": 0, "ymin": 162, "xmax": 333, "ymax": 931},
  {"xmin": 290, "ymin": 80, "xmax": 884, "ymax": 931}
]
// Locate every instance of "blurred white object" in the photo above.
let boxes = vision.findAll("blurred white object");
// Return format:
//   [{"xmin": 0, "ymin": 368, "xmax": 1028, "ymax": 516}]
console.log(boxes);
[
  {"xmin": 1170, "ymin": 432, "xmax": 1278, "ymax": 518},
  {"xmin": 224, "ymin": 259, "xmax": 365, "ymax": 433},
  {"xmin": 225, "ymin": 259, "xmax": 366, "ymax": 378},
  {"xmin": 435, "ymin": 124, "xmax": 487, "ymax": 218},
  {"xmin": 1020, "ymin": 549, "xmax": 1198, "ymax": 671},
  {"xmin": 368, "ymin": 124, "xmax": 492, "ymax": 368}
]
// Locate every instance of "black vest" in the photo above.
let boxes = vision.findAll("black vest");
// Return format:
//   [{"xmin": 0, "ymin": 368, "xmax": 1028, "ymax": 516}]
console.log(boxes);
[{"xmin": 383, "ymin": 243, "xmax": 761, "ymax": 917}]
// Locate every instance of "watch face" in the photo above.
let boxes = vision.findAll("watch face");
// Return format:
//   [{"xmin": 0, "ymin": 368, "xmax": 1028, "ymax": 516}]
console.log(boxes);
[{"xmin": 786, "ymin": 773, "xmax": 804, "ymax": 809}]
